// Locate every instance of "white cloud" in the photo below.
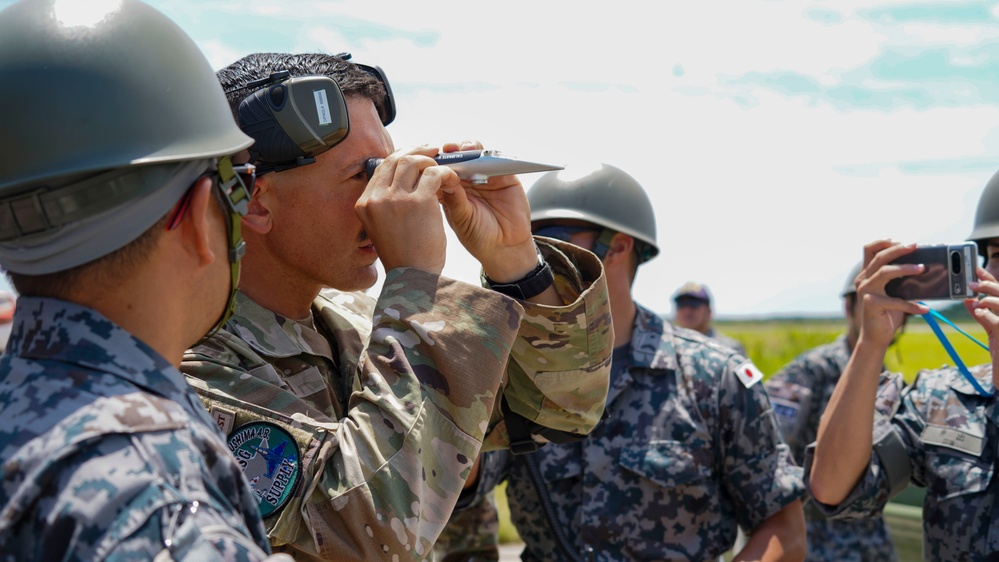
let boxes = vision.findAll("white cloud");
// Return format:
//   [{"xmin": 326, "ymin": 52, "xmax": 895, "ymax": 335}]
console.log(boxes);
[{"xmin": 140, "ymin": 0, "xmax": 999, "ymax": 317}]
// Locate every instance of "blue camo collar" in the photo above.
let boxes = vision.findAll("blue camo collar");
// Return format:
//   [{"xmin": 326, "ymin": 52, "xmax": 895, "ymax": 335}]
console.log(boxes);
[
  {"xmin": 947, "ymin": 363, "xmax": 997, "ymax": 397},
  {"xmin": 11, "ymin": 296, "xmax": 188, "ymax": 400},
  {"xmin": 631, "ymin": 304, "xmax": 679, "ymax": 372}
]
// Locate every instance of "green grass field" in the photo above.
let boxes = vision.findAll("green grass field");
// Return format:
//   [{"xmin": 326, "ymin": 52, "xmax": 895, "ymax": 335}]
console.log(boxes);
[
  {"xmin": 495, "ymin": 315, "xmax": 990, "ymax": 544},
  {"xmin": 724, "ymin": 317, "xmax": 990, "ymax": 384}
]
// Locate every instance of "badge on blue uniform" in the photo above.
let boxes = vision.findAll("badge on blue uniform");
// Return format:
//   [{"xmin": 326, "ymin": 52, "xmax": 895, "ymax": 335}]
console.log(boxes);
[
  {"xmin": 734, "ymin": 360, "xmax": 764, "ymax": 388},
  {"xmin": 763, "ymin": 379, "xmax": 812, "ymax": 444},
  {"xmin": 227, "ymin": 421, "xmax": 301, "ymax": 518}
]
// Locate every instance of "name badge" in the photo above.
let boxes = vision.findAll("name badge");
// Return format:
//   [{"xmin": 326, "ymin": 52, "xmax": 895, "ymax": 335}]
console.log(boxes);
[
  {"xmin": 920, "ymin": 424, "xmax": 984, "ymax": 457},
  {"xmin": 210, "ymin": 405, "xmax": 236, "ymax": 436}
]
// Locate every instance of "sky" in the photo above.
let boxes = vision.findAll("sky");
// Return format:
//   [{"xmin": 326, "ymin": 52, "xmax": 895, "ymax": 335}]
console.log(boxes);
[{"xmin": 7, "ymin": 0, "xmax": 999, "ymax": 318}]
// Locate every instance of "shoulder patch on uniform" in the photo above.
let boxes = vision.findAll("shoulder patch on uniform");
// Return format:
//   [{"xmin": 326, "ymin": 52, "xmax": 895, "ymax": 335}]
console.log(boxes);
[
  {"xmin": 734, "ymin": 360, "xmax": 763, "ymax": 388},
  {"xmin": 228, "ymin": 421, "xmax": 301, "ymax": 518},
  {"xmin": 765, "ymin": 380, "xmax": 812, "ymax": 441},
  {"xmin": 210, "ymin": 405, "xmax": 236, "ymax": 436},
  {"xmin": 770, "ymin": 397, "xmax": 801, "ymax": 427},
  {"xmin": 920, "ymin": 424, "xmax": 984, "ymax": 457}
]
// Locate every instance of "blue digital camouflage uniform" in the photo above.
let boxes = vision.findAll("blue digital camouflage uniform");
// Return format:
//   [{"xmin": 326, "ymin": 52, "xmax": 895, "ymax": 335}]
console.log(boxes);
[
  {"xmin": 463, "ymin": 304, "xmax": 803, "ymax": 562},
  {"xmin": 805, "ymin": 363, "xmax": 999, "ymax": 562},
  {"xmin": 765, "ymin": 335, "xmax": 897, "ymax": 562},
  {"xmin": 0, "ymin": 297, "xmax": 276, "ymax": 561},
  {"xmin": 181, "ymin": 239, "xmax": 612, "ymax": 561}
]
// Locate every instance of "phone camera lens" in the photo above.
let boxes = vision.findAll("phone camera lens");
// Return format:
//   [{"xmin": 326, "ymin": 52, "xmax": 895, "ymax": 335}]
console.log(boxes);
[{"xmin": 950, "ymin": 251, "xmax": 962, "ymax": 274}]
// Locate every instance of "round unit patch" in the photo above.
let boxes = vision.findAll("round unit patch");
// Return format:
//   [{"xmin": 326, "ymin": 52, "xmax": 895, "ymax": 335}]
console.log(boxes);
[{"xmin": 227, "ymin": 421, "xmax": 301, "ymax": 518}]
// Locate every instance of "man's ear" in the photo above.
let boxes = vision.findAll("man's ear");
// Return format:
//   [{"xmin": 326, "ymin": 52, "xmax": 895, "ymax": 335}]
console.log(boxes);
[
  {"xmin": 175, "ymin": 176, "xmax": 218, "ymax": 268},
  {"xmin": 241, "ymin": 173, "xmax": 273, "ymax": 235},
  {"xmin": 604, "ymin": 232, "xmax": 635, "ymax": 264}
]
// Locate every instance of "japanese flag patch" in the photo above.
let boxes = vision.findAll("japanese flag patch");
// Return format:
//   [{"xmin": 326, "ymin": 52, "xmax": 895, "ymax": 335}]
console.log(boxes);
[{"xmin": 734, "ymin": 360, "xmax": 764, "ymax": 388}]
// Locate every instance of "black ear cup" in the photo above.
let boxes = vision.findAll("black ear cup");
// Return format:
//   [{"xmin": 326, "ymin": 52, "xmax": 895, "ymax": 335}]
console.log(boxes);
[
  {"xmin": 234, "ymin": 74, "xmax": 349, "ymax": 174},
  {"xmin": 238, "ymin": 85, "xmax": 305, "ymax": 164}
]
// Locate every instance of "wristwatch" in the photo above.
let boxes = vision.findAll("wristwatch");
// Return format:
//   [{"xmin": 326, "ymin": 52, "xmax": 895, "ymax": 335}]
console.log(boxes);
[{"xmin": 483, "ymin": 247, "xmax": 555, "ymax": 300}]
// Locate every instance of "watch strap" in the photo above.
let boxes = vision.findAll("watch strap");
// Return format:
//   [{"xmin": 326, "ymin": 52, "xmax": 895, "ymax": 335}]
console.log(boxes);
[{"xmin": 484, "ymin": 250, "xmax": 555, "ymax": 300}]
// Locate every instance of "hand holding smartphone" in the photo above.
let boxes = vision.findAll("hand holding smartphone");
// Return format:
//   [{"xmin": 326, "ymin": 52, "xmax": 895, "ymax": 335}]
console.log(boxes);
[{"xmin": 884, "ymin": 243, "xmax": 978, "ymax": 301}]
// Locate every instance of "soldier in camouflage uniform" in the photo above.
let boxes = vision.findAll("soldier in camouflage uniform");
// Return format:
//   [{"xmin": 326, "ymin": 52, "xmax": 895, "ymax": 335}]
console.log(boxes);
[
  {"xmin": 671, "ymin": 281, "xmax": 748, "ymax": 356},
  {"xmin": 765, "ymin": 263, "xmax": 898, "ymax": 562},
  {"xmin": 0, "ymin": 1, "xmax": 289, "ymax": 560},
  {"xmin": 809, "ymin": 173, "xmax": 999, "ymax": 561},
  {"xmin": 180, "ymin": 53, "xmax": 612, "ymax": 561},
  {"xmin": 442, "ymin": 164, "xmax": 806, "ymax": 562}
]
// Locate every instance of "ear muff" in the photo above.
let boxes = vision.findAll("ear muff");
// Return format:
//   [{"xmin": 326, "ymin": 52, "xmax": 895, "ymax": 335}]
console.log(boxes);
[
  {"xmin": 237, "ymin": 71, "xmax": 350, "ymax": 174},
  {"xmin": 354, "ymin": 63, "xmax": 396, "ymax": 126},
  {"xmin": 332, "ymin": 52, "xmax": 396, "ymax": 126}
]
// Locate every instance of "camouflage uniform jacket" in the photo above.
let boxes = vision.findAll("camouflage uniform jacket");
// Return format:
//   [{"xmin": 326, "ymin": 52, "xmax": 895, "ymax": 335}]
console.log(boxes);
[
  {"xmin": 182, "ymin": 239, "xmax": 612, "ymax": 561},
  {"xmin": 0, "ymin": 297, "xmax": 274, "ymax": 561},
  {"xmin": 765, "ymin": 335, "xmax": 897, "ymax": 562},
  {"xmin": 805, "ymin": 364, "xmax": 999, "ymax": 562},
  {"xmin": 705, "ymin": 327, "xmax": 746, "ymax": 356},
  {"xmin": 487, "ymin": 304, "xmax": 803, "ymax": 562}
]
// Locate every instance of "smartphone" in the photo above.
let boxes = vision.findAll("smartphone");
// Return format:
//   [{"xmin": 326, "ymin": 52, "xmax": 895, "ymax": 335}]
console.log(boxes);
[{"xmin": 884, "ymin": 243, "xmax": 978, "ymax": 301}]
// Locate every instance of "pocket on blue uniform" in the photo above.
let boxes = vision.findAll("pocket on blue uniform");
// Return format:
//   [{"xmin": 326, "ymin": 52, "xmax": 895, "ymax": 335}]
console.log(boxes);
[
  {"xmin": 920, "ymin": 452, "xmax": 992, "ymax": 559},
  {"xmin": 618, "ymin": 439, "xmax": 712, "ymax": 488},
  {"xmin": 925, "ymin": 452, "xmax": 992, "ymax": 501}
]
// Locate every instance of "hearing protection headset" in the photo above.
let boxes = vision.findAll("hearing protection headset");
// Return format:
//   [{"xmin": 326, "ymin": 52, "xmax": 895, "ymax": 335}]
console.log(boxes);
[{"xmin": 234, "ymin": 53, "xmax": 396, "ymax": 174}]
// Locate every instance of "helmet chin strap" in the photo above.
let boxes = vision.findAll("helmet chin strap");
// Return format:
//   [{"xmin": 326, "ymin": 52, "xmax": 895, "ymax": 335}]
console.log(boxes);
[{"xmin": 206, "ymin": 156, "xmax": 255, "ymax": 336}]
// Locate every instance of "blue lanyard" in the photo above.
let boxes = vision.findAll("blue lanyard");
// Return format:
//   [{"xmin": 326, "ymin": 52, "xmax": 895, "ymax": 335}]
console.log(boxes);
[{"xmin": 919, "ymin": 304, "xmax": 992, "ymax": 397}]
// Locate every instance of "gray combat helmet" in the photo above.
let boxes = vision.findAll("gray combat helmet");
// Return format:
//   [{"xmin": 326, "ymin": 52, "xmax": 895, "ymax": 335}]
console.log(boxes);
[
  {"xmin": 968, "ymin": 167, "xmax": 999, "ymax": 265},
  {"xmin": 0, "ymin": 0, "xmax": 253, "ymax": 274},
  {"xmin": 527, "ymin": 163, "xmax": 660, "ymax": 263}
]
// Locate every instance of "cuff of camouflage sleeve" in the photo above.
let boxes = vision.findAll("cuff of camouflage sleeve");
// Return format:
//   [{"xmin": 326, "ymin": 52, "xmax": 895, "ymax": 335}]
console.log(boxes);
[
  {"xmin": 530, "ymin": 237, "xmax": 603, "ymax": 307},
  {"xmin": 731, "ymin": 444, "xmax": 806, "ymax": 531}
]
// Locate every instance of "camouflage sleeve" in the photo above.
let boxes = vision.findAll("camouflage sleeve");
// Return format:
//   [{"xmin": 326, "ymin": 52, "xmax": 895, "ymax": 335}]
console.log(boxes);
[
  {"xmin": 803, "ymin": 372, "xmax": 908, "ymax": 519},
  {"xmin": 432, "ymin": 490, "xmax": 501, "ymax": 562},
  {"xmin": 481, "ymin": 238, "xmax": 612, "ymax": 451},
  {"xmin": 184, "ymin": 269, "xmax": 522, "ymax": 561},
  {"xmin": 434, "ymin": 450, "xmax": 511, "ymax": 562},
  {"xmin": 10, "ymin": 433, "xmax": 276, "ymax": 562},
  {"xmin": 718, "ymin": 355, "xmax": 806, "ymax": 532},
  {"xmin": 113, "ymin": 498, "xmax": 290, "ymax": 562}
]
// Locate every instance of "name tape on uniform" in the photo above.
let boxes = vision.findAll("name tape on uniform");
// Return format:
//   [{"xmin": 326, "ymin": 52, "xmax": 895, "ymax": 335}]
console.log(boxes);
[{"xmin": 920, "ymin": 424, "xmax": 984, "ymax": 457}]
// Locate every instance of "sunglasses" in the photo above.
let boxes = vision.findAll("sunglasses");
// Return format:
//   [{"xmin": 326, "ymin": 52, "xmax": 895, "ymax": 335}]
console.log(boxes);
[
  {"xmin": 532, "ymin": 225, "xmax": 602, "ymax": 243},
  {"xmin": 675, "ymin": 298, "xmax": 708, "ymax": 309}
]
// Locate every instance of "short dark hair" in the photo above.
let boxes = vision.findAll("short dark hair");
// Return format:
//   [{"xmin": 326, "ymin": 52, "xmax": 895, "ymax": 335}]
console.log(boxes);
[{"xmin": 217, "ymin": 52, "xmax": 388, "ymax": 122}]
